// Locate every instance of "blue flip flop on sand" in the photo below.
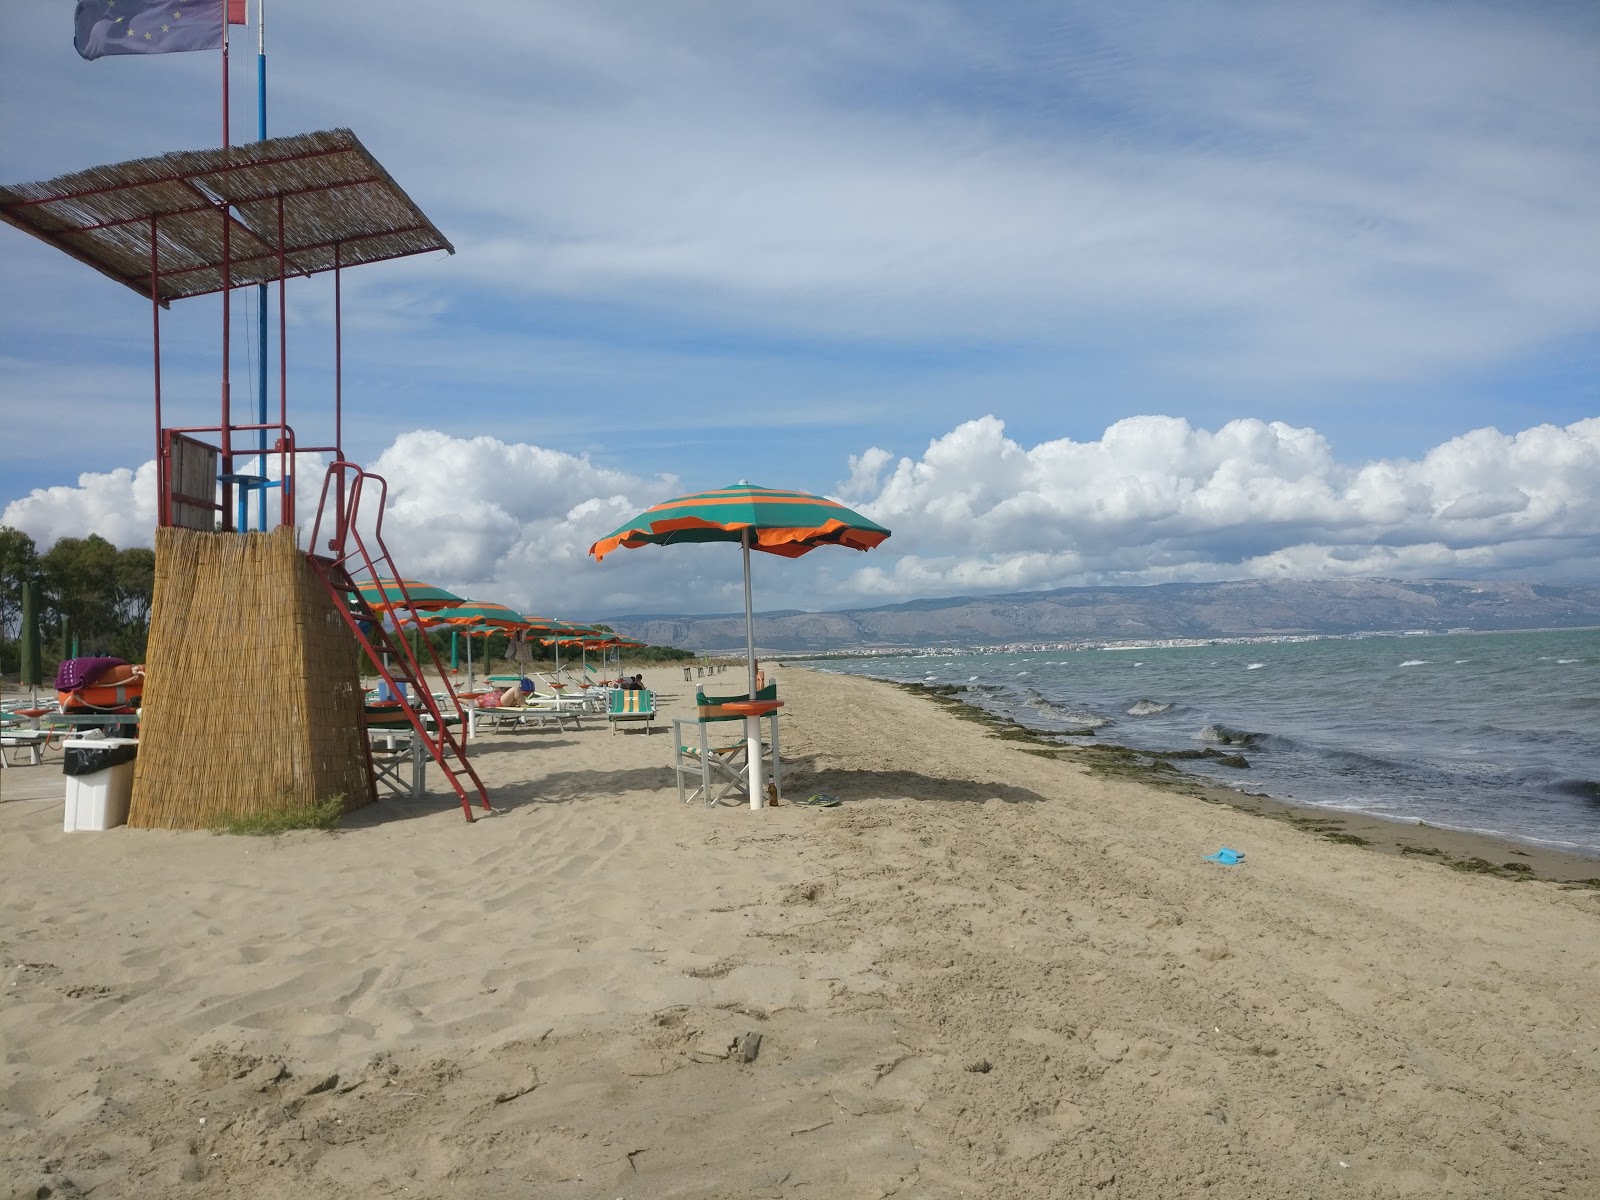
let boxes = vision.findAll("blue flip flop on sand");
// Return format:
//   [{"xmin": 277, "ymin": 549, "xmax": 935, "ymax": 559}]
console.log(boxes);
[{"xmin": 1205, "ymin": 847, "xmax": 1245, "ymax": 865}]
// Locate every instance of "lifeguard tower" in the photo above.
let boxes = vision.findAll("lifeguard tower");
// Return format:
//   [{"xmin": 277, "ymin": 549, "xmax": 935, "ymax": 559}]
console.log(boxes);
[{"xmin": 0, "ymin": 129, "xmax": 490, "ymax": 824}]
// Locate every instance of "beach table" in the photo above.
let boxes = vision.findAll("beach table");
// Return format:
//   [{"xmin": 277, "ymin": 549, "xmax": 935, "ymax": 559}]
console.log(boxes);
[
  {"xmin": 364, "ymin": 709, "xmax": 459, "ymax": 799},
  {"xmin": 367, "ymin": 728, "xmax": 429, "ymax": 799},
  {"xmin": 719, "ymin": 698, "xmax": 784, "ymax": 810},
  {"xmin": 41, "ymin": 713, "xmax": 140, "ymax": 733}
]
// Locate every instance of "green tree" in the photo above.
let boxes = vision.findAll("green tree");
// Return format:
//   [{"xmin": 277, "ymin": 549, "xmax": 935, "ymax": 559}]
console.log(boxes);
[
  {"xmin": 113, "ymin": 547, "xmax": 156, "ymax": 644},
  {"xmin": 0, "ymin": 525, "xmax": 40, "ymax": 641},
  {"xmin": 40, "ymin": 535, "xmax": 122, "ymax": 654}
]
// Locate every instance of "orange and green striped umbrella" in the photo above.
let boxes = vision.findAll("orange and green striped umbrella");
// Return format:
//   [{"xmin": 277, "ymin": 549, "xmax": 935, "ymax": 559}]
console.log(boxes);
[
  {"xmin": 590, "ymin": 482, "xmax": 890, "ymax": 561},
  {"xmin": 354, "ymin": 577, "xmax": 463, "ymax": 612},
  {"xmin": 414, "ymin": 601, "xmax": 526, "ymax": 628},
  {"xmin": 589, "ymin": 482, "xmax": 891, "ymax": 702}
]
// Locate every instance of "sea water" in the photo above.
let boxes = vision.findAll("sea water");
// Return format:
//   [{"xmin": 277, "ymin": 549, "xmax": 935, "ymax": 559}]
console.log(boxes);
[{"xmin": 816, "ymin": 629, "xmax": 1600, "ymax": 858}]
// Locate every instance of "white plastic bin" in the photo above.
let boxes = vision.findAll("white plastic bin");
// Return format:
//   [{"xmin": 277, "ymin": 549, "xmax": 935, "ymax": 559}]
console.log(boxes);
[{"xmin": 63, "ymin": 738, "xmax": 139, "ymax": 831}]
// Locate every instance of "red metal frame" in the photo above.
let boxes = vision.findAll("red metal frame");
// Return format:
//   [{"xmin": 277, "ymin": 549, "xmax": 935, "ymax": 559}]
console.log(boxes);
[
  {"xmin": 158, "ymin": 423, "xmax": 321, "ymax": 530},
  {"xmin": 308, "ymin": 461, "xmax": 490, "ymax": 821}
]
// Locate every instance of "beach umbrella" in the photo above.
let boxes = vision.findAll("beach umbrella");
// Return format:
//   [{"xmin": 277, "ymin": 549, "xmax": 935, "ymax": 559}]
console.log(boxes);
[
  {"xmin": 353, "ymin": 577, "xmax": 463, "ymax": 612},
  {"xmin": 421, "ymin": 601, "xmax": 526, "ymax": 628},
  {"xmin": 538, "ymin": 624, "xmax": 607, "ymax": 680},
  {"xmin": 591, "ymin": 481, "xmax": 890, "ymax": 808},
  {"xmin": 533, "ymin": 621, "xmax": 602, "ymax": 679},
  {"xmin": 398, "ymin": 602, "xmax": 524, "ymax": 692}
]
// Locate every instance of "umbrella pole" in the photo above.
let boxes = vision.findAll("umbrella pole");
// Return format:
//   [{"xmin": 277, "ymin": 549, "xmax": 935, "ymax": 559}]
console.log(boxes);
[{"xmin": 742, "ymin": 528, "xmax": 765, "ymax": 810}]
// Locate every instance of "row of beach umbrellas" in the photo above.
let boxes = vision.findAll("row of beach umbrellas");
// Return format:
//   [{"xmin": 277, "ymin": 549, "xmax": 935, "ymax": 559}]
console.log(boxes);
[
  {"xmin": 350, "ymin": 582, "xmax": 640, "ymax": 691},
  {"xmin": 352, "ymin": 482, "xmax": 891, "ymax": 810}
]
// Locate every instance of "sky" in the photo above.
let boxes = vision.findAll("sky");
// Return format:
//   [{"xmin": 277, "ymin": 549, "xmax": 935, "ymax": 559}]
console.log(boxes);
[{"xmin": 1, "ymin": 0, "xmax": 1597, "ymax": 622}]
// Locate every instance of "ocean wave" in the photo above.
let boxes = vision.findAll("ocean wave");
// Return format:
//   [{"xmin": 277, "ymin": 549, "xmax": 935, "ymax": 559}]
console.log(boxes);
[
  {"xmin": 1246, "ymin": 663, "xmax": 1265, "ymax": 670},
  {"xmin": 1199, "ymin": 723, "xmax": 1259, "ymax": 747},
  {"xmin": 1400, "ymin": 659, "xmax": 1427, "ymax": 667},
  {"xmin": 1127, "ymin": 699, "xmax": 1173, "ymax": 716},
  {"xmin": 1023, "ymin": 689, "xmax": 1112, "ymax": 729}
]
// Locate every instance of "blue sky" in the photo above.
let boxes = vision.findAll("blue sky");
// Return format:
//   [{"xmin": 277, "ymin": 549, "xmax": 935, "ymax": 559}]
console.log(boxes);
[{"xmin": 2, "ymin": 1, "xmax": 1597, "ymax": 618}]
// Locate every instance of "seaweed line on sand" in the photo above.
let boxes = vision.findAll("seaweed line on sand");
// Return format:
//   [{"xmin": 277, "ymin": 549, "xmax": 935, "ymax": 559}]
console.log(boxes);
[{"xmin": 889, "ymin": 679, "xmax": 1600, "ymax": 890}]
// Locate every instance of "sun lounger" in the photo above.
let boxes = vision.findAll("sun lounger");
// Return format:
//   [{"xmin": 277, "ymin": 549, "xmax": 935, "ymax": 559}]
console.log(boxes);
[
  {"xmin": 2, "ymin": 730, "xmax": 51, "ymax": 767},
  {"xmin": 607, "ymin": 688, "xmax": 657, "ymax": 734}
]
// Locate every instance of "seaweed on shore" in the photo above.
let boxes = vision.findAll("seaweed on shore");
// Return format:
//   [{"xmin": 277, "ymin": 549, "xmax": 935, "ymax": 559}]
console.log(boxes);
[
  {"xmin": 891, "ymin": 677, "xmax": 1588, "ymax": 888},
  {"xmin": 1400, "ymin": 847, "xmax": 1551, "ymax": 882},
  {"xmin": 1444, "ymin": 857, "xmax": 1536, "ymax": 881}
]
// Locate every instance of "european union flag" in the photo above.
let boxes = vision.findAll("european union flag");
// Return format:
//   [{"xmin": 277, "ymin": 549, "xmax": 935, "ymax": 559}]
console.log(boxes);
[{"xmin": 75, "ymin": 1, "xmax": 237, "ymax": 61}]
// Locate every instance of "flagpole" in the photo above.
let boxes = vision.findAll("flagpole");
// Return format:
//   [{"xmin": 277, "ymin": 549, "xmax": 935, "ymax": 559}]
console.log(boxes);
[
  {"xmin": 221, "ymin": 4, "xmax": 230, "ymax": 149},
  {"xmin": 220, "ymin": 5, "xmax": 233, "ymax": 529},
  {"xmin": 255, "ymin": 0, "xmax": 269, "ymax": 530}
]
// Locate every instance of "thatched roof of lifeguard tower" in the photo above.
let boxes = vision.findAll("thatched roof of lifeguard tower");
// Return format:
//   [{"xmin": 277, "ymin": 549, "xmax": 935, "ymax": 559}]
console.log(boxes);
[{"xmin": 0, "ymin": 128, "xmax": 452, "ymax": 306}]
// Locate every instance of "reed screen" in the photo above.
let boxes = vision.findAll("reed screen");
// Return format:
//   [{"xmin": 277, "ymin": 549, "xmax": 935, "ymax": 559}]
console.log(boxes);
[{"xmin": 129, "ymin": 527, "xmax": 370, "ymax": 828}]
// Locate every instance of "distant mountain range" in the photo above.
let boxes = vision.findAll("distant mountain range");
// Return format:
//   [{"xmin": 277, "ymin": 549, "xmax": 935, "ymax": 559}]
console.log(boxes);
[{"xmin": 609, "ymin": 579, "xmax": 1600, "ymax": 653}]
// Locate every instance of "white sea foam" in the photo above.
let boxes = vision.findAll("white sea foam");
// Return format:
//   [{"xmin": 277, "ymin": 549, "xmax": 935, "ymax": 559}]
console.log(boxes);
[
  {"xmin": 1556, "ymin": 659, "xmax": 1580, "ymax": 665},
  {"xmin": 1246, "ymin": 663, "xmax": 1265, "ymax": 670},
  {"xmin": 1400, "ymin": 660, "xmax": 1427, "ymax": 667},
  {"xmin": 1127, "ymin": 699, "xmax": 1173, "ymax": 716}
]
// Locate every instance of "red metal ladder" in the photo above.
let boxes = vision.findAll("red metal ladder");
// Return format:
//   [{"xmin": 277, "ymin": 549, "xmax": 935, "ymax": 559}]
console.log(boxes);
[{"xmin": 307, "ymin": 461, "xmax": 491, "ymax": 821}]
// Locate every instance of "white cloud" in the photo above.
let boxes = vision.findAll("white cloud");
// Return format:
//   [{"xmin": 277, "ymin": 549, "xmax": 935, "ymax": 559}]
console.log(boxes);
[
  {"xmin": 6, "ymin": 416, "xmax": 1596, "ymax": 620},
  {"xmin": 845, "ymin": 414, "xmax": 1600, "ymax": 596},
  {"xmin": 1, "ymin": 464, "xmax": 160, "ymax": 549}
]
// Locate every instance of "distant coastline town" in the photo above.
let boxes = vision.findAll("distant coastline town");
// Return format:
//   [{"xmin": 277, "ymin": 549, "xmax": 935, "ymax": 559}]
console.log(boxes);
[{"xmin": 774, "ymin": 625, "xmax": 1583, "ymax": 661}]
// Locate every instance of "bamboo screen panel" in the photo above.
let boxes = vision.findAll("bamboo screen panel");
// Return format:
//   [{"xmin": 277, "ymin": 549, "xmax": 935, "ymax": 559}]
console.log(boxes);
[{"xmin": 129, "ymin": 525, "xmax": 371, "ymax": 829}]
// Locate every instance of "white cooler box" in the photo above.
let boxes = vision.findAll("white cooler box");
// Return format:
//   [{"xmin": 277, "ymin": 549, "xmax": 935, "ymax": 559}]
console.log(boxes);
[{"xmin": 63, "ymin": 737, "xmax": 140, "ymax": 831}]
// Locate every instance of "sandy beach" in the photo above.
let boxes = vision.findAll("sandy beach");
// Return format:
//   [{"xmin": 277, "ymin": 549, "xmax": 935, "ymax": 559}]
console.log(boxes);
[{"xmin": 3, "ymin": 664, "xmax": 1598, "ymax": 1198}]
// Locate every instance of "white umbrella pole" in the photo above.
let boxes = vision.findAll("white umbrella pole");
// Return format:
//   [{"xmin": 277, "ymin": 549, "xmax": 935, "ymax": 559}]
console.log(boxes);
[{"xmin": 742, "ymin": 528, "xmax": 765, "ymax": 810}]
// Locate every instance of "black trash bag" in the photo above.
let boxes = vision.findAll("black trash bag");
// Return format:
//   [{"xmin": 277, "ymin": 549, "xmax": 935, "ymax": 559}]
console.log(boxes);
[{"xmin": 63, "ymin": 742, "xmax": 139, "ymax": 777}]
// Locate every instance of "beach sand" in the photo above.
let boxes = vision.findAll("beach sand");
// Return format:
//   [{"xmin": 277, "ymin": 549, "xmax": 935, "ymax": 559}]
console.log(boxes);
[{"xmin": 2, "ymin": 665, "xmax": 1597, "ymax": 1198}]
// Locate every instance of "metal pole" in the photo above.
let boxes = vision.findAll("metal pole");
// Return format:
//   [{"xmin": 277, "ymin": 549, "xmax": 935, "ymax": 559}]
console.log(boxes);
[
  {"xmin": 743, "ymin": 528, "xmax": 757, "ymax": 699},
  {"xmin": 277, "ymin": 193, "xmax": 287, "ymax": 530},
  {"xmin": 150, "ymin": 216, "xmax": 163, "ymax": 527},
  {"xmin": 255, "ymin": 0, "xmax": 268, "ymax": 529},
  {"xmin": 334, "ymin": 242, "xmax": 344, "ymax": 532},
  {"xmin": 742, "ymin": 527, "xmax": 765, "ymax": 809},
  {"xmin": 220, "ymin": 202, "xmax": 233, "ymax": 531},
  {"xmin": 219, "ymin": 4, "xmax": 233, "ymax": 530},
  {"xmin": 221, "ymin": 10, "xmax": 230, "ymax": 148}
]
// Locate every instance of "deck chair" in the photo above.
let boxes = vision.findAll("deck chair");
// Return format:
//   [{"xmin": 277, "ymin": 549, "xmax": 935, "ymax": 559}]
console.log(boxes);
[
  {"xmin": 608, "ymin": 688, "xmax": 657, "ymax": 734},
  {"xmin": 672, "ymin": 683, "xmax": 781, "ymax": 807}
]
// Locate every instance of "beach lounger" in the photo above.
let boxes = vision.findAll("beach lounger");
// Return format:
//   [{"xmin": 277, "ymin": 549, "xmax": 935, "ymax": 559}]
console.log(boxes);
[
  {"xmin": 2, "ymin": 730, "xmax": 50, "ymax": 767},
  {"xmin": 672, "ymin": 683, "xmax": 780, "ymax": 807},
  {"xmin": 607, "ymin": 688, "xmax": 657, "ymax": 735}
]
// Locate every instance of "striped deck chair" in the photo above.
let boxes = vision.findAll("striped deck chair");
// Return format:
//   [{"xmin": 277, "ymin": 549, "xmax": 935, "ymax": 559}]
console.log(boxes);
[
  {"xmin": 607, "ymin": 687, "xmax": 657, "ymax": 734},
  {"xmin": 672, "ymin": 683, "xmax": 781, "ymax": 807}
]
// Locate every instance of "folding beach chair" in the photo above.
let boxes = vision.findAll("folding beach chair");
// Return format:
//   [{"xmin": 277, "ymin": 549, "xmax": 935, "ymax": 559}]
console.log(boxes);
[
  {"xmin": 607, "ymin": 687, "xmax": 658, "ymax": 734},
  {"xmin": 672, "ymin": 683, "xmax": 781, "ymax": 807}
]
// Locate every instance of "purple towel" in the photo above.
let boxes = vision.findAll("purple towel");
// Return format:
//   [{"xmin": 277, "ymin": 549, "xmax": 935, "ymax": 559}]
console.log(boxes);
[{"xmin": 56, "ymin": 656, "xmax": 127, "ymax": 692}]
